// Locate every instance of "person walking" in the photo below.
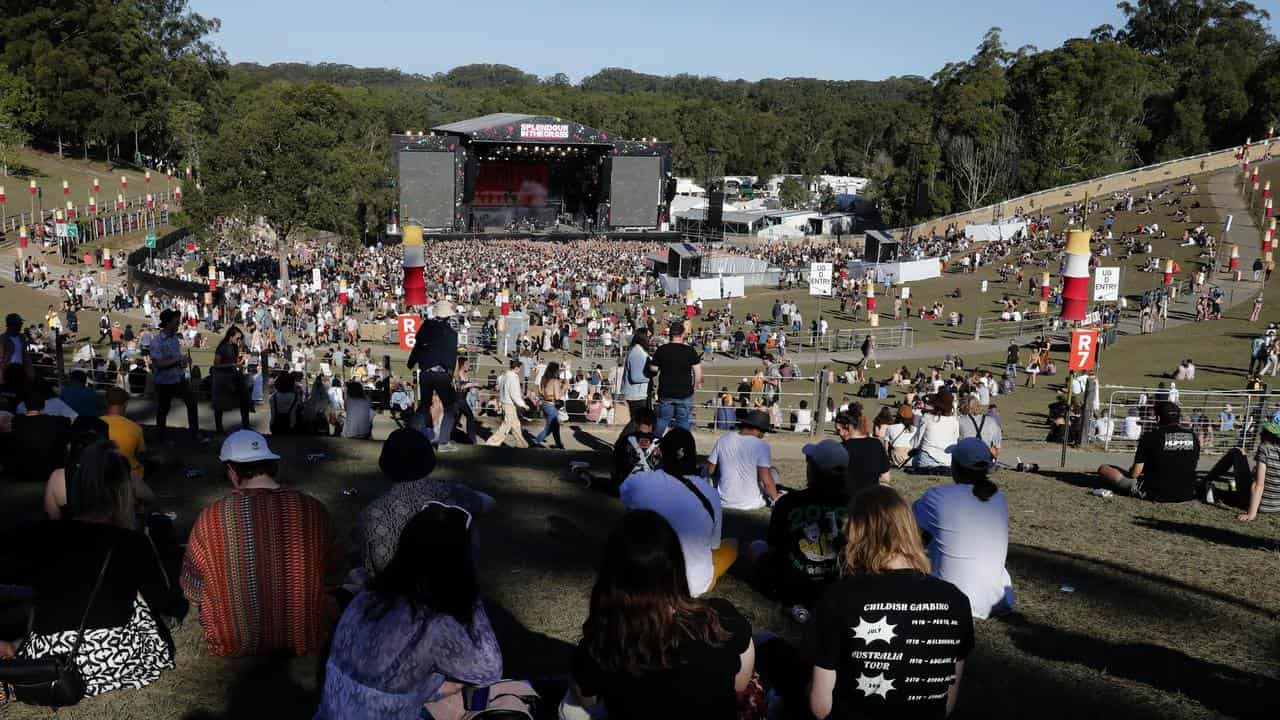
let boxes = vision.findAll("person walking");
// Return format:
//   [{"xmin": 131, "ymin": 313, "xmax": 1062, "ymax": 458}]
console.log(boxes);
[
  {"xmin": 532, "ymin": 361, "xmax": 566, "ymax": 449},
  {"xmin": 485, "ymin": 358, "xmax": 530, "ymax": 448},
  {"xmin": 407, "ymin": 300, "xmax": 459, "ymax": 452},
  {"xmin": 646, "ymin": 321, "xmax": 703, "ymax": 437}
]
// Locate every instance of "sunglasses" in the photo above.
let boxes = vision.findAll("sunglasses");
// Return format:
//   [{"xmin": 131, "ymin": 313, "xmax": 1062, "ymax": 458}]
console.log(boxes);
[{"xmin": 422, "ymin": 500, "xmax": 472, "ymax": 530}]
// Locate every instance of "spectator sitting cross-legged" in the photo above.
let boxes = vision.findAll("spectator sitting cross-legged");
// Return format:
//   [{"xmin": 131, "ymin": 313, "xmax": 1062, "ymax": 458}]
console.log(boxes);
[
  {"xmin": 0, "ymin": 438, "xmax": 177, "ymax": 701},
  {"xmin": 1097, "ymin": 401, "xmax": 1200, "ymax": 502},
  {"xmin": 181, "ymin": 430, "xmax": 338, "ymax": 657},
  {"xmin": 803, "ymin": 485, "xmax": 974, "ymax": 720},
  {"xmin": 622, "ymin": 428, "xmax": 734, "ymax": 597},
  {"xmin": 913, "ymin": 437, "xmax": 1016, "ymax": 619},
  {"xmin": 354, "ymin": 428, "xmax": 495, "ymax": 583},
  {"xmin": 316, "ymin": 503, "xmax": 504, "ymax": 720},
  {"xmin": 911, "ymin": 391, "xmax": 959, "ymax": 472},
  {"xmin": 565, "ymin": 510, "xmax": 756, "ymax": 720},
  {"xmin": 707, "ymin": 408, "xmax": 779, "ymax": 511}
]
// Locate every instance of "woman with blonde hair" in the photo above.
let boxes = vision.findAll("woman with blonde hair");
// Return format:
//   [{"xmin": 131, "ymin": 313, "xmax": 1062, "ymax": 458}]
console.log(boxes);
[{"xmin": 807, "ymin": 486, "xmax": 974, "ymax": 720}]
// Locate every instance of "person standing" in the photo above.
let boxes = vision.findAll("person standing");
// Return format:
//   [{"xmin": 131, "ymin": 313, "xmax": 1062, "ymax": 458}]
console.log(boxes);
[
  {"xmin": 408, "ymin": 300, "xmax": 459, "ymax": 452},
  {"xmin": 646, "ymin": 321, "xmax": 703, "ymax": 437},
  {"xmin": 211, "ymin": 326, "xmax": 251, "ymax": 434},
  {"xmin": 620, "ymin": 328, "xmax": 652, "ymax": 419},
  {"xmin": 150, "ymin": 308, "xmax": 201, "ymax": 443},
  {"xmin": 0, "ymin": 312, "xmax": 33, "ymax": 380},
  {"xmin": 485, "ymin": 358, "xmax": 530, "ymax": 448}
]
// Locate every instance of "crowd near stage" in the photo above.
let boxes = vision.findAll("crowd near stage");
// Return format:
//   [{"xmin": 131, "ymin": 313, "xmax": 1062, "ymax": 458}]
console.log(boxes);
[{"xmin": 392, "ymin": 113, "xmax": 677, "ymax": 240}]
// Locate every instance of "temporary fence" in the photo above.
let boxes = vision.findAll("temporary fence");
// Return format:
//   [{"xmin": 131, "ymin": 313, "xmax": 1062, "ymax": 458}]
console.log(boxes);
[
  {"xmin": 1, "ymin": 190, "xmax": 179, "ymax": 238},
  {"xmin": 691, "ymin": 371, "xmax": 833, "ymax": 434},
  {"xmin": 1099, "ymin": 385, "xmax": 1280, "ymax": 455},
  {"xmin": 971, "ymin": 313, "xmax": 1051, "ymax": 341}
]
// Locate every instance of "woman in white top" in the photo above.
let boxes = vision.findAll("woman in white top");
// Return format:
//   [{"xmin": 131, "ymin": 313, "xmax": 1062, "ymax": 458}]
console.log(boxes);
[
  {"xmin": 884, "ymin": 404, "xmax": 918, "ymax": 468},
  {"xmin": 913, "ymin": 391, "xmax": 959, "ymax": 471},
  {"xmin": 1092, "ymin": 409, "xmax": 1114, "ymax": 442}
]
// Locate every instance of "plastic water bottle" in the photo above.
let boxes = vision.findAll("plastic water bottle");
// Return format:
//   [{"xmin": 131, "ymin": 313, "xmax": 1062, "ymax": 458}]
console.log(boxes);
[
  {"xmin": 1205, "ymin": 485, "xmax": 1215, "ymax": 504},
  {"xmin": 1090, "ymin": 488, "xmax": 1113, "ymax": 498}
]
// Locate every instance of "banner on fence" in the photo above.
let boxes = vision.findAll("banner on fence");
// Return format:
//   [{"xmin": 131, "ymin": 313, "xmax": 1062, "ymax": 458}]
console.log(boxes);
[
  {"xmin": 1068, "ymin": 329, "xmax": 1099, "ymax": 371},
  {"xmin": 397, "ymin": 314, "xmax": 422, "ymax": 351}
]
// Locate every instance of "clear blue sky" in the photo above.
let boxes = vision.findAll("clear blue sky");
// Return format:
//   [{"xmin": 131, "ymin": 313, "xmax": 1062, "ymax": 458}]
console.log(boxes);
[{"xmin": 192, "ymin": 0, "xmax": 1148, "ymax": 81}]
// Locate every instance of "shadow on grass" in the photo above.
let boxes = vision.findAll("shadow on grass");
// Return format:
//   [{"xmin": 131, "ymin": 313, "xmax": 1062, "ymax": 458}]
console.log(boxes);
[
  {"xmin": 180, "ymin": 656, "xmax": 319, "ymax": 720},
  {"xmin": 1005, "ymin": 620, "xmax": 1279, "ymax": 719},
  {"xmin": 1132, "ymin": 516, "xmax": 1280, "ymax": 552}
]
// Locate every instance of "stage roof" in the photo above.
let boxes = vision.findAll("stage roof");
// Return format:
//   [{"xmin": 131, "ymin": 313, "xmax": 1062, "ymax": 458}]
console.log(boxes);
[{"xmin": 431, "ymin": 113, "xmax": 621, "ymax": 145}]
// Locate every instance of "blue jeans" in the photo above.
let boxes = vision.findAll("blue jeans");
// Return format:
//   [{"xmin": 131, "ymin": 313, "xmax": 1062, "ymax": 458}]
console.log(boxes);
[
  {"xmin": 533, "ymin": 401, "xmax": 563, "ymax": 447},
  {"xmin": 656, "ymin": 396, "xmax": 693, "ymax": 437}
]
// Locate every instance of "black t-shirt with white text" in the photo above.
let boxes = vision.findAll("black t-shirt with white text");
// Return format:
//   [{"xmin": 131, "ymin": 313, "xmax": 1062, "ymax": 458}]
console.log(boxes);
[
  {"xmin": 1133, "ymin": 424, "xmax": 1200, "ymax": 502},
  {"xmin": 649, "ymin": 342, "xmax": 701, "ymax": 399},
  {"xmin": 807, "ymin": 570, "xmax": 974, "ymax": 720}
]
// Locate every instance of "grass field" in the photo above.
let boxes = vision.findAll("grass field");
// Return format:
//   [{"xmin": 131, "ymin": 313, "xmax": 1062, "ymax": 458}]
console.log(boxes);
[
  {"xmin": 1, "ymin": 147, "xmax": 163, "ymax": 215},
  {"xmin": 1, "ymin": 429, "xmax": 1275, "ymax": 720},
  {"xmin": 0, "ymin": 162, "xmax": 1277, "ymax": 718},
  {"xmin": 692, "ymin": 172, "xmax": 1224, "ymax": 347}
]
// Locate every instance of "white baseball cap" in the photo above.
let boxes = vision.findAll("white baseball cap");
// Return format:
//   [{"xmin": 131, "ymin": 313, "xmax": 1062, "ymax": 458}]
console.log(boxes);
[{"xmin": 220, "ymin": 429, "xmax": 281, "ymax": 463}]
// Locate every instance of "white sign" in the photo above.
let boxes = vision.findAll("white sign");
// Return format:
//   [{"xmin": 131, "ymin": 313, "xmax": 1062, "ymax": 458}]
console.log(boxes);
[
  {"xmin": 1093, "ymin": 266, "xmax": 1120, "ymax": 302},
  {"xmin": 809, "ymin": 262, "xmax": 834, "ymax": 297},
  {"xmin": 312, "ymin": 267, "xmax": 322, "ymax": 290},
  {"xmin": 519, "ymin": 123, "xmax": 569, "ymax": 140}
]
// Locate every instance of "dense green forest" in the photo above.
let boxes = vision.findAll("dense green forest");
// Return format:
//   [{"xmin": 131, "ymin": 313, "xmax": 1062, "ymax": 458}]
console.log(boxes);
[{"xmin": 1, "ymin": 0, "xmax": 1278, "ymax": 236}]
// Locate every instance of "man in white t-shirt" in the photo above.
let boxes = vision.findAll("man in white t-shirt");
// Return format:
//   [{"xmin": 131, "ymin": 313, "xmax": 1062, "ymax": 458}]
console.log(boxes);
[
  {"xmin": 707, "ymin": 409, "xmax": 778, "ymax": 511},
  {"xmin": 912, "ymin": 438, "xmax": 1015, "ymax": 619},
  {"xmin": 621, "ymin": 429, "xmax": 733, "ymax": 596}
]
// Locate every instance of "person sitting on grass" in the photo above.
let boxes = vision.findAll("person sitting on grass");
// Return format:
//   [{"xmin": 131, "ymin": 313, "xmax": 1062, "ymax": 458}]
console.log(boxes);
[
  {"xmin": 0, "ymin": 438, "xmax": 177, "ymax": 702},
  {"xmin": 1097, "ymin": 401, "xmax": 1200, "ymax": 503},
  {"xmin": 355, "ymin": 428, "xmax": 496, "ymax": 580},
  {"xmin": 566, "ymin": 510, "xmax": 756, "ymax": 720},
  {"xmin": 805, "ymin": 485, "xmax": 974, "ymax": 720},
  {"xmin": 747, "ymin": 438, "xmax": 848, "ymax": 618},
  {"xmin": 181, "ymin": 430, "xmax": 338, "ymax": 657},
  {"xmin": 1201, "ymin": 419, "xmax": 1280, "ymax": 521},
  {"xmin": 621, "ymin": 428, "xmax": 732, "ymax": 597},
  {"xmin": 316, "ymin": 504, "xmax": 503, "ymax": 720},
  {"xmin": 707, "ymin": 409, "xmax": 779, "ymax": 510},
  {"xmin": 913, "ymin": 437, "xmax": 1015, "ymax": 619}
]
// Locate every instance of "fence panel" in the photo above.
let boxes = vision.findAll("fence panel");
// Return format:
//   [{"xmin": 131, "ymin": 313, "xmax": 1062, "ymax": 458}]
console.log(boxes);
[{"xmin": 1101, "ymin": 386, "xmax": 1278, "ymax": 455}]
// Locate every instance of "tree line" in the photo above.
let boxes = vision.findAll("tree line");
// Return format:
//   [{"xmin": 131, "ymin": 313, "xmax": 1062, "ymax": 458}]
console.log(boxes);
[{"xmin": 1, "ymin": 0, "xmax": 1277, "ymax": 236}]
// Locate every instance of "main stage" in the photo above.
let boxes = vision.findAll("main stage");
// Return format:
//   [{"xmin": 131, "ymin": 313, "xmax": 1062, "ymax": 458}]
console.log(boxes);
[{"xmin": 392, "ymin": 113, "xmax": 674, "ymax": 236}]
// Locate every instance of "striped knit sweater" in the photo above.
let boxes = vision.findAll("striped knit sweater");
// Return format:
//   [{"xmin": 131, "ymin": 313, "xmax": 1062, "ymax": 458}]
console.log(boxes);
[{"xmin": 181, "ymin": 487, "xmax": 337, "ymax": 657}]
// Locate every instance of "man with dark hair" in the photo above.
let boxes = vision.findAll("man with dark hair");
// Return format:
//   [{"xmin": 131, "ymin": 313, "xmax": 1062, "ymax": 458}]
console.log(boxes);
[
  {"xmin": 646, "ymin": 320, "xmax": 702, "ymax": 437},
  {"xmin": 10, "ymin": 388, "xmax": 72, "ymax": 483},
  {"xmin": 1097, "ymin": 401, "xmax": 1200, "ymax": 502},
  {"xmin": 569, "ymin": 406, "xmax": 660, "ymax": 494},
  {"xmin": 181, "ymin": 430, "xmax": 337, "ymax": 657},
  {"xmin": 59, "ymin": 369, "xmax": 103, "ymax": 418},
  {"xmin": 151, "ymin": 308, "xmax": 201, "ymax": 443}
]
